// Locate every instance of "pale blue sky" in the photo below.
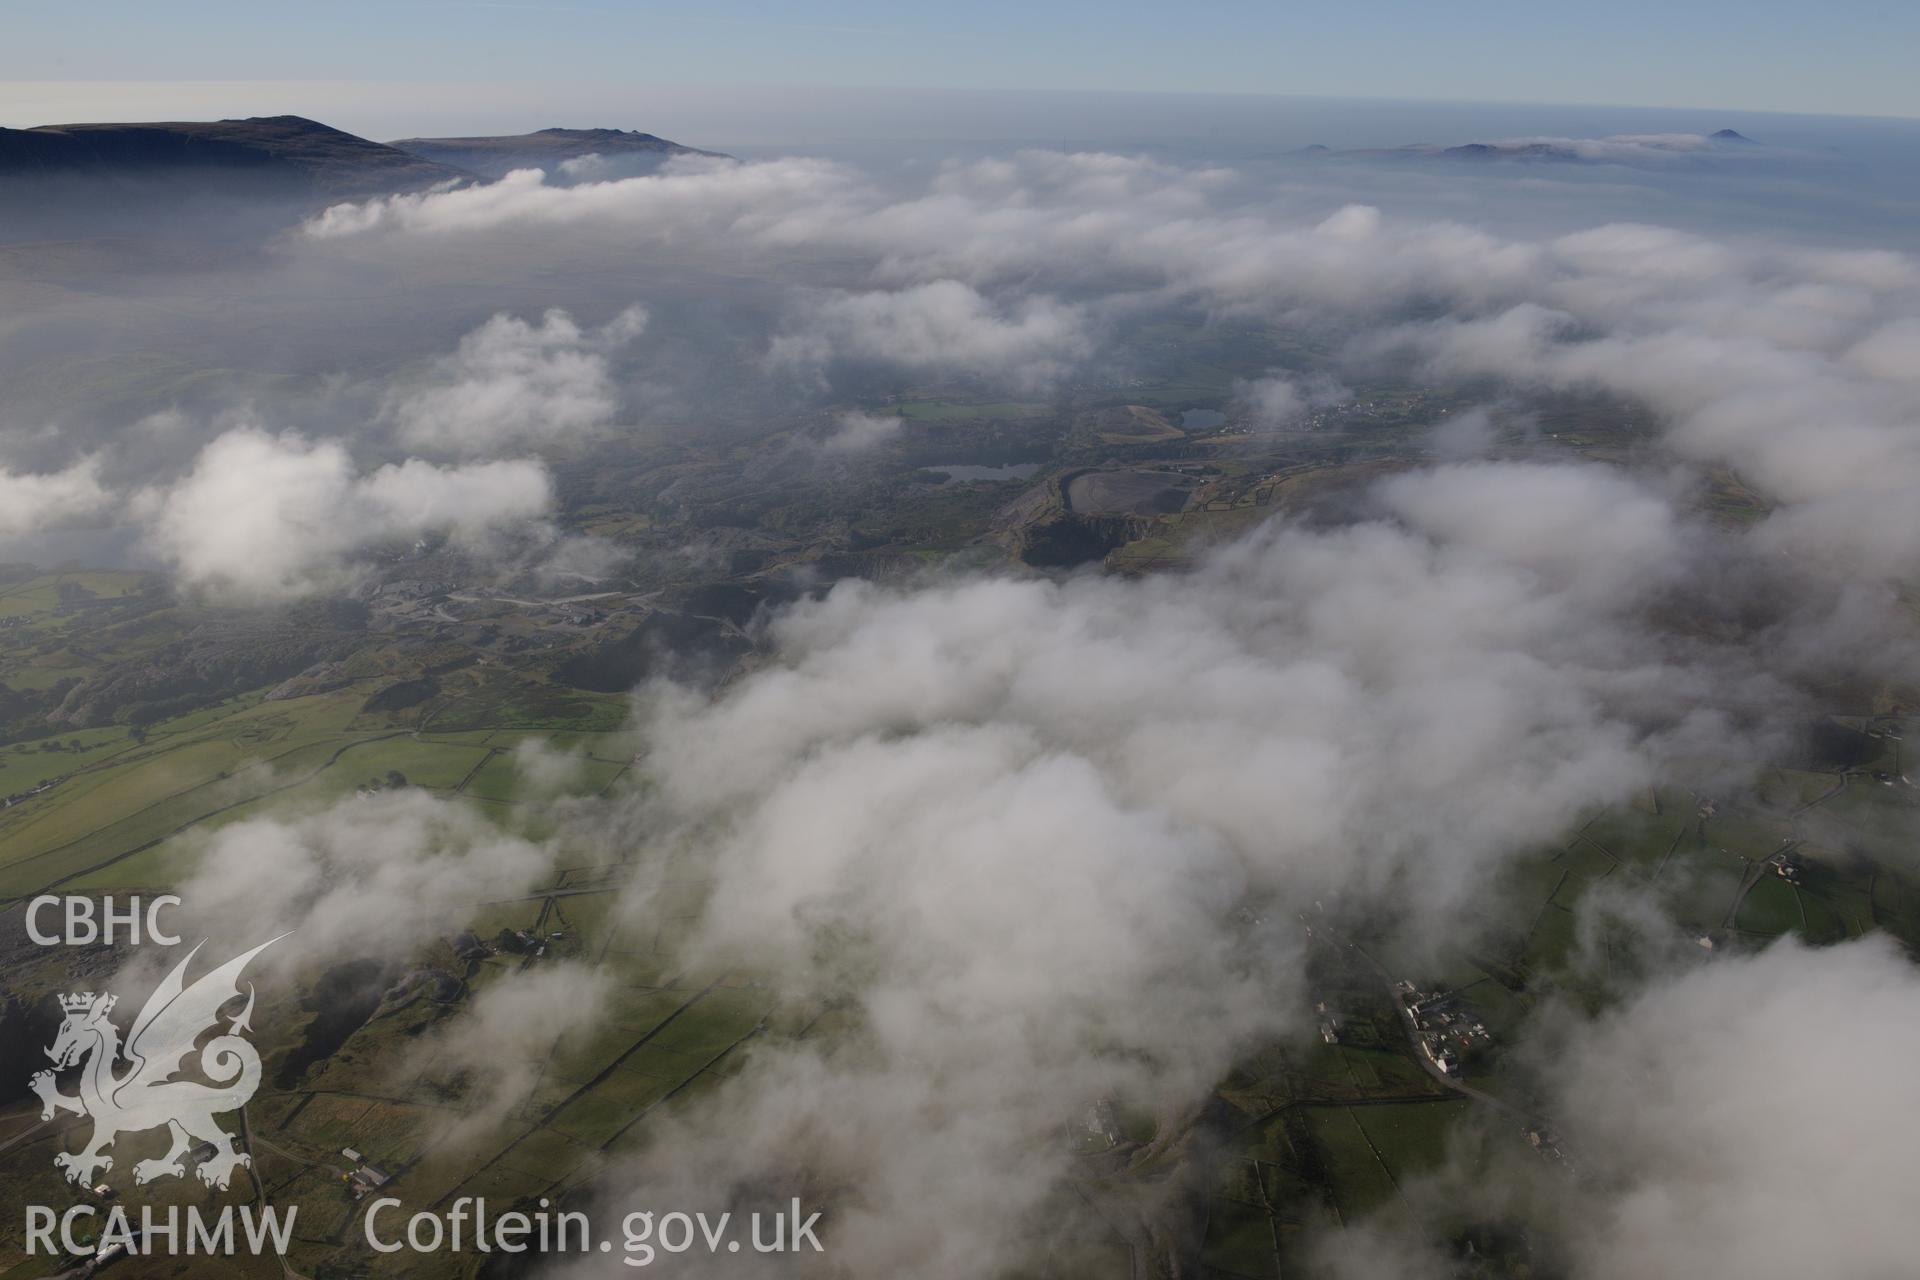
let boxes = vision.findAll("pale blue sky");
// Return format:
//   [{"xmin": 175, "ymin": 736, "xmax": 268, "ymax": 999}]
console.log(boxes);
[{"xmin": 5, "ymin": 0, "xmax": 1917, "ymax": 123}]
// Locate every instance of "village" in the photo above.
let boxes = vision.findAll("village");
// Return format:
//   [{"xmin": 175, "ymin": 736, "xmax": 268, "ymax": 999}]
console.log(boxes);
[{"xmin": 1393, "ymin": 983, "xmax": 1494, "ymax": 1078}]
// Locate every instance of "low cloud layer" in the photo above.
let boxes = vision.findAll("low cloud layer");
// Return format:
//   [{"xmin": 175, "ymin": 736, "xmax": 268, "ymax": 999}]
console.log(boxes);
[
  {"xmin": 304, "ymin": 151, "xmax": 1920, "ymax": 577},
  {"xmin": 583, "ymin": 459, "xmax": 1815, "ymax": 1274}
]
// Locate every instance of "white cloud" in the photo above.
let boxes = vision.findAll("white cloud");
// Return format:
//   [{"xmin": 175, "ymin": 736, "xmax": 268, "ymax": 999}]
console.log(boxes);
[
  {"xmin": 140, "ymin": 427, "xmax": 552, "ymax": 598},
  {"xmin": 0, "ymin": 457, "xmax": 111, "ymax": 534},
  {"xmin": 173, "ymin": 788, "xmax": 555, "ymax": 972},
  {"xmin": 383, "ymin": 306, "xmax": 647, "ymax": 453},
  {"xmin": 409, "ymin": 962, "xmax": 614, "ymax": 1147},
  {"xmin": 1233, "ymin": 371, "xmax": 1352, "ymax": 428},
  {"xmin": 820, "ymin": 410, "xmax": 901, "ymax": 452},
  {"xmin": 771, "ymin": 280, "xmax": 1089, "ymax": 386},
  {"xmin": 306, "ymin": 155, "xmax": 864, "ymax": 242},
  {"xmin": 1551, "ymin": 937, "xmax": 1920, "ymax": 1280},
  {"xmin": 1479, "ymin": 131, "xmax": 1755, "ymax": 165},
  {"xmin": 1378, "ymin": 461, "xmax": 1687, "ymax": 607}
]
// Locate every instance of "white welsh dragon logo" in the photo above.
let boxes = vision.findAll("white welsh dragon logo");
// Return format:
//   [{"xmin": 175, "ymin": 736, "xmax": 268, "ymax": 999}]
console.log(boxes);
[{"xmin": 32, "ymin": 936, "xmax": 283, "ymax": 1190}]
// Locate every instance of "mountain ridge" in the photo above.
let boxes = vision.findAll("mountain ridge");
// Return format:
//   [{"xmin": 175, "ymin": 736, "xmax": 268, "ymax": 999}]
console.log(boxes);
[
  {"xmin": 0, "ymin": 114, "xmax": 471, "ymax": 195},
  {"xmin": 1299, "ymin": 128, "xmax": 1765, "ymax": 166}
]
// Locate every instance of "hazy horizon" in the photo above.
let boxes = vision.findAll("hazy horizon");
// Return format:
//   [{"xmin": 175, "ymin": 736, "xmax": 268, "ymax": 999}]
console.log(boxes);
[
  {"xmin": 9, "ymin": 80, "xmax": 1920, "ymax": 152},
  {"xmin": 10, "ymin": 0, "xmax": 1920, "ymax": 120}
]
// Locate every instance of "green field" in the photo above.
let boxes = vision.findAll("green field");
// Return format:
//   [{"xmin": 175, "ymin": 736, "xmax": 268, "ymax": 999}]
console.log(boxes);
[
  {"xmin": 0, "ymin": 570, "xmax": 148, "ymax": 620},
  {"xmin": 0, "ymin": 672, "xmax": 640, "ymax": 901}
]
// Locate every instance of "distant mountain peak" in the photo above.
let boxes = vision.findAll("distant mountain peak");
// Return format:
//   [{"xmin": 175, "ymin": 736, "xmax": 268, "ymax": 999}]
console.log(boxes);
[
  {"xmin": 218, "ymin": 114, "xmax": 330, "ymax": 128},
  {"xmin": 387, "ymin": 127, "xmax": 724, "ymax": 179},
  {"xmin": 1710, "ymin": 128, "xmax": 1756, "ymax": 144}
]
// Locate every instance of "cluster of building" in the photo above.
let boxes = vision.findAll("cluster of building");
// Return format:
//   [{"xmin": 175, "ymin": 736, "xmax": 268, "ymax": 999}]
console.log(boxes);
[
  {"xmin": 342, "ymin": 1148, "xmax": 392, "ymax": 1200},
  {"xmin": 1856, "ymin": 720, "xmax": 1907, "ymax": 785},
  {"xmin": 1525, "ymin": 1125, "xmax": 1570, "ymax": 1165},
  {"xmin": 1315, "ymin": 1001, "xmax": 1343, "ymax": 1045},
  {"xmin": 498, "ymin": 927, "xmax": 567, "ymax": 958},
  {"xmin": 1767, "ymin": 849, "xmax": 1806, "ymax": 885},
  {"xmin": 1080, "ymin": 1099, "xmax": 1120, "ymax": 1148},
  {"xmin": 2, "ymin": 775, "xmax": 61, "ymax": 809},
  {"xmin": 552, "ymin": 602, "xmax": 606, "ymax": 627},
  {"xmin": 1397, "ymin": 984, "xmax": 1492, "ymax": 1076}
]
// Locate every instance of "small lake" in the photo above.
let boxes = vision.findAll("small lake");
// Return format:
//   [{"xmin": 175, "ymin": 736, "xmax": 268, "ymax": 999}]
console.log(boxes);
[
  {"xmin": 927, "ymin": 462, "xmax": 1043, "ymax": 483},
  {"xmin": 1182, "ymin": 409, "xmax": 1227, "ymax": 431}
]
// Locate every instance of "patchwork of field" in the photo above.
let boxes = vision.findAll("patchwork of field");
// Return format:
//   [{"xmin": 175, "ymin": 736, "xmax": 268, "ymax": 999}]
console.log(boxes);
[
  {"xmin": 244, "ymin": 904, "xmax": 789, "ymax": 1279},
  {"xmin": 0, "ymin": 680, "xmax": 634, "ymax": 903},
  {"xmin": 0, "ymin": 572, "xmax": 147, "ymax": 621},
  {"xmin": 0, "ymin": 578, "xmax": 698, "ymax": 1277},
  {"xmin": 895, "ymin": 398, "xmax": 1050, "ymax": 422},
  {"xmin": 4, "ymin": 685, "xmax": 1915, "ymax": 1278}
]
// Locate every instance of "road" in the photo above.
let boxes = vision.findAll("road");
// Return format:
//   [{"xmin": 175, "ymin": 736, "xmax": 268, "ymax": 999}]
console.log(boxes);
[
  {"xmin": 237, "ymin": 1106, "xmax": 314, "ymax": 1280},
  {"xmin": 1720, "ymin": 841, "xmax": 1796, "ymax": 932}
]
